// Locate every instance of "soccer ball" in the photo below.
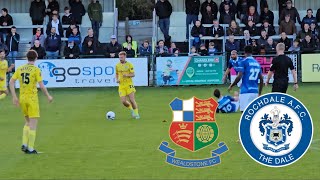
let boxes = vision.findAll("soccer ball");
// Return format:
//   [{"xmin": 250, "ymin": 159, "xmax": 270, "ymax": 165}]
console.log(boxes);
[{"xmin": 106, "ymin": 111, "xmax": 116, "ymax": 120}]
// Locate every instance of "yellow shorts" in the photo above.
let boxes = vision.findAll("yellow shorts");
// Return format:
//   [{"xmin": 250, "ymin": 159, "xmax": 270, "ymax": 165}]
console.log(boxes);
[
  {"xmin": 20, "ymin": 97, "xmax": 40, "ymax": 118},
  {"xmin": 118, "ymin": 85, "xmax": 136, "ymax": 97},
  {"xmin": 0, "ymin": 81, "xmax": 6, "ymax": 91}
]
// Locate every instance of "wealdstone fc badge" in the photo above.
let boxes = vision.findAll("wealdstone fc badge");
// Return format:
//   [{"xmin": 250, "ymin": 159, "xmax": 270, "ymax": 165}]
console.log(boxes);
[
  {"xmin": 159, "ymin": 97, "xmax": 228, "ymax": 168},
  {"xmin": 239, "ymin": 93, "xmax": 313, "ymax": 167}
]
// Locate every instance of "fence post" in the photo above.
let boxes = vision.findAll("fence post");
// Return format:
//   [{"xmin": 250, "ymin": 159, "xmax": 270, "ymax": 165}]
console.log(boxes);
[{"xmin": 125, "ymin": 17, "xmax": 129, "ymax": 35}]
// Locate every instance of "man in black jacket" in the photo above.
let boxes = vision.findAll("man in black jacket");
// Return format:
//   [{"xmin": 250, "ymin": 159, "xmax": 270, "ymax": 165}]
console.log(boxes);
[
  {"xmin": 201, "ymin": 0, "xmax": 218, "ymax": 19},
  {"xmin": 64, "ymin": 40, "xmax": 80, "ymax": 59},
  {"xmin": 30, "ymin": 0, "xmax": 46, "ymax": 34},
  {"xmin": 69, "ymin": 0, "xmax": 86, "ymax": 25},
  {"xmin": 279, "ymin": 0, "xmax": 301, "ymax": 24},
  {"xmin": 219, "ymin": 0, "xmax": 237, "ymax": 14},
  {"xmin": 185, "ymin": 0, "xmax": 200, "ymax": 40},
  {"xmin": 219, "ymin": 4, "xmax": 236, "ymax": 24},
  {"xmin": 105, "ymin": 35, "xmax": 122, "ymax": 58},
  {"xmin": 30, "ymin": 40, "xmax": 46, "ymax": 59},
  {"xmin": 155, "ymin": 0, "xmax": 172, "ymax": 41},
  {"xmin": 260, "ymin": 6, "xmax": 274, "ymax": 25},
  {"xmin": 0, "ymin": 8, "xmax": 13, "ymax": 40},
  {"xmin": 6, "ymin": 27, "xmax": 19, "ymax": 66}
]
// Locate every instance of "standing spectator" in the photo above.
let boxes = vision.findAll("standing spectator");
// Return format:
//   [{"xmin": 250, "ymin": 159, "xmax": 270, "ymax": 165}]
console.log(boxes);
[
  {"xmin": 66, "ymin": 22, "xmax": 80, "ymax": 38},
  {"xmin": 225, "ymin": 35, "xmax": 240, "ymax": 52},
  {"xmin": 219, "ymin": 0, "xmax": 237, "ymax": 14},
  {"xmin": 265, "ymin": 37, "xmax": 276, "ymax": 53},
  {"xmin": 301, "ymin": 35, "xmax": 316, "ymax": 53},
  {"xmin": 46, "ymin": 0, "xmax": 60, "ymax": 18},
  {"xmin": 201, "ymin": 0, "xmax": 218, "ymax": 19},
  {"xmin": 68, "ymin": 27, "xmax": 81, "ymax": 49},
  {"xmin": 168, "ymin": 42, "xmax": 177, "ymax": 54},
  {"xmin": 260, "ymin": 6, "xmax": 274, "ymax": 25},
  {"xmin": 49, "ymin": 9, "xmax": 61, "ymax": 22},
  {"xmin": 82, "ymin": 39, "xmax": 97, "ymax": 58},
  {"xmin": 227, "ymin": 20, "xmax": 243, "ymax": 36},
  {"xmin": 155, "ymin": 40, "xmax": 169, "ymax": 57},
  {"xmin": 6, "ymin": 27, "xmax": 19, "ymax": 66},
  {"xmin": 245, "ymin": 20, "xmax": 258, "ymax": 36},
  {"xmin": 191, "ymin": 20, "xmax": 205, "ymax": 48},
  {"xmin": 288, "ymin": 39, "xmax": 300, "ymax": 52},
  {"xmin": 29, "ymin": 0, "xmax": 46, "ymax": 34},
  {"xmin": 280, "ymin": 0, "xmax": 301, "ymax": 24},
  {"xmin": 88, "ymin": 0, "xmax": 103, "ymax": 39},
  {"xmin": 237, "ymin": 0, "xmax": 257, "ymax": 20},
  {"xmin": 240, "ymin": 30, "xmax": 253, "ymax": 50},
  {"xmin": 257, "ymin": 29, "xmax": 268, "ymax": 47},
  {"xmin": 201, "ymin": 5, "xmax": 215, "ymax": 25},
  {"xmin": 69, "ymin": 0, "xmax": 86, "ymax": 25},
  {"xmin": 105, "ymin": 35, "xmax": 122, "ymax": 58},
  {"xmin": 64, "ymin": 40, "xmax": 80, "ymax": 59},
  {"xmin": 301, "ymin": 9, "xmax": 316, "ymax": 28},
  {"xmin": 219, "ymin": 4, "xmax": 236, "ymax": 25},
  {"xmin": 46, "ymin": 14, "xmax": 63, "ymax": 36},
  {"xmin": 0, "ymin": 8, "xmax": 13, "ymax": 41},
  {"xmin": 122, "ymin": 35, "xmax": 138, "ymax": 57},
  {"xmin": 82, "ymin": 28, "xmax": 99, "ymax": 50},
  {"xmin": 241, "ymin": 6, "xmax": 260, "ymax": 25},
  {"xmin": 185, "ymin": 0, "xmax": 200, "ymax": 40},
  {"xmin": 198, "ymin": 44, "xmax": 208, "ymax": 56},
  {"xmin": 30, "ymin": 40, "xmax": 46, "ymax": 59},
  {"xmin": 208, "ymin": 42, "xmax": 218, "ymax": 55},
  {"xmin": 310, "ymin": 23, "xmax": 319, "ymax": 42},
  {"xmin": 139, "ymin": 40, "xmax": 152, "ymax": 57},
  {"xmin": 260, "ymin": 20, "xmax": 275, "ymax": 36},
  {"xmin": 124, "ymin": 43, "xmax": 135, "ymax": 58},
  {"xmin": 31, "ymin": 27, "xmax": 45, "ymax": 47},
  {"xmin": 62, "ymin": 7, "xmax": 74, "ymax": 25},
  {"xmin": 278, "ymin": 0, "xmax": 287, "ymax": 19},
  {"xmin": 155, "ymin": 0, "xmax": 172, "ymax": 42},
  {"xmin": 297, "ymin": 24, "xmax": 312, "ymax": 42},
  {"xmin": 45, "ymin": 27, "xmax": 61, "ymax": 59},
  {"xmin": 278, "ymin": 32, "xmax": 291, "ymax": 51},
  {"xmin": 279, "ymin": 14, "xmax": 296, "ymax": 35}
]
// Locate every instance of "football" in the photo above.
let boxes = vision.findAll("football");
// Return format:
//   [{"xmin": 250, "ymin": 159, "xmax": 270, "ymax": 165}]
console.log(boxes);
[{"xmin": 106, "ymin": 111, "xmax": 116, "ymax": 120}]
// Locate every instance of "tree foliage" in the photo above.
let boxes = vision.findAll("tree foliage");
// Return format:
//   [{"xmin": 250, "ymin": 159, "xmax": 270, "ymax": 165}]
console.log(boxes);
[{"xmin": 116, "ymin": 0, "xmax": 155, "ymax": 20}]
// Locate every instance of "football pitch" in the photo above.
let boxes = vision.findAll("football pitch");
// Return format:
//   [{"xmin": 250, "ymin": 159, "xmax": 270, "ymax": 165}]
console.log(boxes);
[{"xmin": 0, "ymin": 84, "xmax": 319, "ymax": 179}]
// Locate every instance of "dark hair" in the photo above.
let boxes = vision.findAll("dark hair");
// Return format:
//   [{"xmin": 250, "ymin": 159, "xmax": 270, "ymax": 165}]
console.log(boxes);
[
  {"xmin": 125, "ymin": 35, "xmax": 133, "ymax": 43},
  {"xmin": 244, "ymin": 45, "xmax": 253, "ymax": 54},
  {"xmin": 64, "ymin": 6, "xmax": 70, "ymax": 11},
  {"xmin": 143, "ymin": 40, "xmax": 149, "ymax": 44},
  {"xmin": 0, "ymin": 49, "xmax": 5, "ymax": 53},
  {"xmin": 27, "ymin": 50, "xmax": 38, "ymax": 61},
  {"xmin": 307, "ymin": 9, "xmax": 313, "ymax": 13},
  {"xmin": 213, "ymin": 89, "xmax": 221, "ymax": 98},
  {"xmin": 1, "ymin": 8, "xmax": 8, "ymax": 13},
  {"xmin": 11, "ymin": 26, "xmax": 16, "ymax": 29},
  {"xmin": 158, "ymin": 40, "xmax": 164, "ymax": 44}
]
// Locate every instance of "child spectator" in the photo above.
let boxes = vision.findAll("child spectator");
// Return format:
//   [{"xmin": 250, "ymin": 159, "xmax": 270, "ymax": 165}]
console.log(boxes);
[
  {"xmin": 122, "ymin": 35, "xmax": 137, "ymax": 57},
  {"xmin": 288, "ymin": 39, "xmax": 300, "ymax": 52},
  {"xmin": 124, "ymin": 43, "xmax": 135, "ymax": 58},
  {"xmin": 189, "ymin": 46, "xmax": 200, "ymax": 56},
  {"xmin": 156, "ymin": 40, "xmax": 169, "ymax": 57},
  {"xmin": 168, "ymin": 42, "xmax": 177, "ymax": 54},
  {"xmin": 139, "ymin": 40, "xmax": 152, "ymax": 57},
  {"xmin": 208, "ymin": 42, "xmax": 217, "ymax": 56},
  {"xmin": 62, "ymin": 7, "xmax": 74, "ymax": 25},
  {"xmin": 199, "ymin": 44, "xmax": 208, "ymax": 56}
]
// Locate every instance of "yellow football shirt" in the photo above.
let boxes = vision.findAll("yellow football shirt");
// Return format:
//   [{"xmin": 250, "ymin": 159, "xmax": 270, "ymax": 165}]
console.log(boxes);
[
  {"xmin": 116, "ymin": 61, "xmax": 135, "ymax": 87},
  {"xmin": 0, "ymin": 59, "xmax": 8, "ymax": 82},
  {"xmin": 12, "ymin": 64, "xmax": 42, "ymax": 100}
]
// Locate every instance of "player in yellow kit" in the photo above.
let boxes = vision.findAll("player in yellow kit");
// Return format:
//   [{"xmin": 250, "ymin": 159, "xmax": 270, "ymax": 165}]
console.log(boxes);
[
  {"xmin": 0, "ymin": 49, "xmax": 14, "ymax": 100},
  {"xmin": 116, "ymin": 51, "xmax": 140, "ymax": 119},
  {"xmin": 9, "ymin": 50, "xmax": 53, "ymax": 154}
]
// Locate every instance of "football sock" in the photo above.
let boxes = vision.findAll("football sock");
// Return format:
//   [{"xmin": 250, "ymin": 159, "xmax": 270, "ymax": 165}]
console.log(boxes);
[
  {"xmin": 134, "ymin": 108, "xmax": 139, "ymax": 115},
  {"xmin": 28, "ymin": 130, "xmax": 37, "ymax": 151},
  {"xmin": 22, "ymin": 125, "xmax": 30, "ymax": 146},
  {"xmin": 0, "ymin": 93, "xmax": 6, "ymax": 100},
  {"xmin": 127, "ymin": 104, "xmax": 133, "ymax": 110}
]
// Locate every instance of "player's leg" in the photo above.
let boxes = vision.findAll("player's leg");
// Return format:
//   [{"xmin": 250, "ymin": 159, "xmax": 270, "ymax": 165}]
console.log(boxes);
[
  {"xmin": 22, "ymin": 116, "xmax": 30, "ymax": 152},
  {"xmin": 233, "ymin": 91, "xmax": 239, "ymax": 101},
  {"xmin": 0, "ymin": 84, "xmax": 8, "ymax": 100},
  {"xmin": 128, "ymin": 92, "xmax": 140, "ymax": 119},
  {"xmin": 26, "ymin": 101, "xmax": 40, "ymax": 154}
]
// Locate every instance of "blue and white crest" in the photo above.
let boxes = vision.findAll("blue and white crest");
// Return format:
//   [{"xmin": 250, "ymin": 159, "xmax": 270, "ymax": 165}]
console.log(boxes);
[{"xmin": 239, "ymin": 93, "xmax": 313, "ymax": 167}]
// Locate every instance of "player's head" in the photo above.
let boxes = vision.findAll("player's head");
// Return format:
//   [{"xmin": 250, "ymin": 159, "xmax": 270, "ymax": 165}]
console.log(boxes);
[
  {"xmin": 0, "ymin": 49, "xmax": 5, "ymax": 59},
  {"xmin": 244, "ymin": 45, "xmax": 253, "ymax": 57},
  {"xmin": 213, "ymin": 89, "xmax": 222, "ymax": 99},
  {"xmin": 230, "ymin": 50, "xmax": 238, "ymax": 60},
  {"xmin": 27, "ymin": 50, "xmax": 38, "ymax": 62},
  {"xmin": 276, "ymin": 43, "xmax": 285, "ymax": 53},
  {"xmin": 118, "ymin": 51, "xmax": 127, "ymax": 63}
]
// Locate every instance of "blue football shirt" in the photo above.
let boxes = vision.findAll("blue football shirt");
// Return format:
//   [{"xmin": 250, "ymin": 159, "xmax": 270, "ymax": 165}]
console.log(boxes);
[
  {"xmin": 228, "ymin": 57, "xmax": 243, "ymax": 73},
  {"xmin": 217, "ymin": 96, "xmax": 237, "ymax": 113},
  {"xmin": 237, "ymin": 56, "xmax": 261, "ymax": 94}
]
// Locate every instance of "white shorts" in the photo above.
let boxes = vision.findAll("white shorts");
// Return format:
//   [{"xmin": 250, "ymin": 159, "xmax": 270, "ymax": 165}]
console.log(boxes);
[
  {"xmin": 236, "ymin": 79, "xmax": 242, "ymax": 88},
  {"xmin": 232, "ymin": 101, "xmax": 240, "ymax": 112},
  {"xmin": 239, "ymin": 93, "xmax": 258, "ymax": 112}
]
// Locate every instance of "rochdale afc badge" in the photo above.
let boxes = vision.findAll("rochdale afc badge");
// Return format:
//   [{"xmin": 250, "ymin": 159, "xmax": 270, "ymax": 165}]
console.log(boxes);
[
  {"xmin": 239, "ymin": 93, "xmax": 313, "ymax": 167},
  {"xmin": 159, "ymin": 97, "xmax": 228, "ymax": 168}
]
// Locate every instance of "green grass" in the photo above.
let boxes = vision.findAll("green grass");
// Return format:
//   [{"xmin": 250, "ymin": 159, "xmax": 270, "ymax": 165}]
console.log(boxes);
[{"xmin": 0, "ymin": 84, "xmax": 319, "ymax": 179}]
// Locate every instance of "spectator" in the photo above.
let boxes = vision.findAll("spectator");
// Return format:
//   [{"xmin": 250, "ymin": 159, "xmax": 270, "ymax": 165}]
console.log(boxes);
[
  {"xmin": 211, "ymin": 19, "xmax": 224, "ymax": 37},
  {"xmin": 88, "ymin": 0, "xmax": 103, "ymax": 39},
  {"xmin": 6, "ymin": 26, "xmax": 19, "ymax": 65},
  {"xmin": 278, "ymin": 32, "xmax": 291, "ymax": 51},
  {"xmin": 191, "ymin": 20, "xmax": 205, "ymax": 48},
  {"xmin": 240, "ymin": 30, "xmax": 253, "ymax": 50},
  {"xmin": 69, "ymin": 0, "xmax": 86, "ymax": 25},
  {"xmin": 225, "ymin": 35, "xmax": 240, "ymax": 52},
  {"xmin": 64, "ymin": 40, "xmax": 80, "ymax": 59},
  {"xmin": 237, "ymin": 0, "xmax": 257, "ymax": 20},
  {"xmin": 251, "ymin": 39, "xmax": 260, "ymax": 54},
  {"xmin": 49, "ymin": 9, "xmax": 61, "ymax": 22},
  {"xmin": 301, "ymin": 9, "xmax": 316, "ymax": 28},
  {"xmin": 260, "ymin": 6, "xmax": 274, "ymax": 25},
  {"xmin": 30, "ymin": 40, "xmax": 46, "ymax": 59},
  {"xmin": 45, "ymin": 27, "xmax": 61, "ymax": 59},
  {"xmin": 279, "ymin": 14, "xmax": 296, "ymax": 35},
  {"xmin": 260, "ymin": 20, "xmax": 276, "ymax": 36},
  {"xmin": 122, "ymin": 35, "xmax": 138, "ymax": 57},
  {"xmin": 155, "ymin": 40, "xmax": 169, "ymax": 57},
  {"xmin": 265, "ymin": 37, "xmax": 276, "ymax": 53},
  {"xmin": 66, "ymin": 22, "xmax": 80, "ymax": 38},
  {"xmin": 297, "ymin": 24, "xmax": 312, "ymax": 42},
  {"xmin": 201, "ymin": 5, "xmax": 216, "ymax": 25},
  {"xmin": 278, "ymin": 0, "xmax": 287, "ymax": 19},
  {"xmin": 280, "ymin": 0, "xmax": 301, "ymax": 24},
  {"xmin": 201, "ymin": 0, "xmax": 218, "ymax": 19},
  {"xmin": 168, "ymin": 42, "xmax": 177, "ymax": 54},
  {"xmin": 46, "ymin": 14, "xmax": 63, "ymax": 36},
  {"xmin": 68, "ymin": 27, "xmax": 81, "ymax": 49},
  {"xmin": 301, "ymin": 35, "xmax": 316, "ymax": 53},
  {"xmin": 310, "ymin": 23, "xmax": 319, "ymax": 42},
  {"xmin": 124, "ymin": 43, "xmax": 135, "ymax": 58},
  {"xmin": 105, "ymin": 35, "xmax": 122, "ymax": 58},
  {"xmin": 241, "ymin": 6, "xmax": 260, "ymax": 25},
  {"xmin": 317, "ymin": 8, "xmax": 320, "ymax": 23},
  {"xmin": 0, "ymin": 8, "xmax": 13, "ymax": 40},
  {"xmin": 185, "ymin": 0, "xmax": 200, "ymax": 40},
  {"xmin": 46, "ymin": 0, "xmax": 59, "ymax": 17},
  {"xmin": 62, "ymin": 7, "xmax": 74, "ymax": 25},
  {"xmin": 245, "ymin": 20, "xmax": 258, "ymax": 36},
  {"xmin": 288, "ymin": 39, "xmax": 300, "ymax": 52},
  {"xmin": 0, "ymin": 38, "xmax": 8, "ymax": 55},
  {"xmin": 83, "ymin": 28, "xmax": 99, "ymax": 51},
  {"xmin": 208, "ymin": 42, "xmax": 218, "ymax": 55},
  {"xmin": 155, "ymin": 0, "xmax": 172, "ymax": 42},
  {"xmin": 189, "ymin": 46, "xmax": 200, "ymax": 56},
  {"xmin": 29, "ymin": 0, "xmax": 46, "ymax": 34},
  {"xmin": 172, "ymin": 48, "xmax": 180, "ymax": 57},
  {"xmin": 227, "ymin": 20, "xmax": 243, "ymax": 36},
  {"xmin": 139, "ymin": 40, "xmax": 152, "ymax": 57},
  {"xmin": 257, "ymin": 29, "xmax": 268, "ymax": 47},
  {"xmin": 219, "ymin": 0, "xmax": 237, "ymax": 14},
  {"xmin": 82, "ymin": 39, "xmax": 97, "ymax": 57},
  {"xmin": 199, "ymin": 44, "xmax": 208, "ymax": 56},
  {"xmin": 31, "ymin": 27, "xmax": 45, "ymax": 47},
  {"xmin": 219, "ymin": 4, "xmax": 236, "ymax": 25}
]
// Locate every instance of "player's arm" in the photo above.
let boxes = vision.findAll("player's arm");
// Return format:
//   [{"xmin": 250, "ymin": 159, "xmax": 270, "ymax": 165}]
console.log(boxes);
[
  {"xmin": 9, "ymin": 76, "xmax": 19, "ymax": 107},
  {"xmin": 265, "ymin": 70, "xmax": 274, "ymax": 86},
  {"xmin": 7, "ymin": 64, "xmax": 15, "ymax": 72},
  {"xmin": 228, "ymin": 71, "xmax": 243, "ymax": 92},
  {"xmin": 259, "ymin": 73, "xmax": 264, "ymax": 96},
  {"xmin": 38, "ymin": 81, "xmax": 53, "ymax": 103},
  {"xmin": 289, "ymin": 60, "xmax": 298, "ymax": 91},
  {"xmin": 124, "ymin": 64, "xmax": 135, "ymax": 78},
  {"xmin": 222, "ymin": 68, "xmax": 230, "ymax": 83},
  {"xmin": 115, "ymin": 65, "xmax": 120, "ymax": 83}
]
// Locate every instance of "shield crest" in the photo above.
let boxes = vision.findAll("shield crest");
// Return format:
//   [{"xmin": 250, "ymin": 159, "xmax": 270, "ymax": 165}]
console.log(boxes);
[
  {"xmin": 266, "ymin": 125, "xmax": 287, "ymax": 146},
  {"xmin": 169, "ymin": 97, "xmax": 219, "ymax": 152}
]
